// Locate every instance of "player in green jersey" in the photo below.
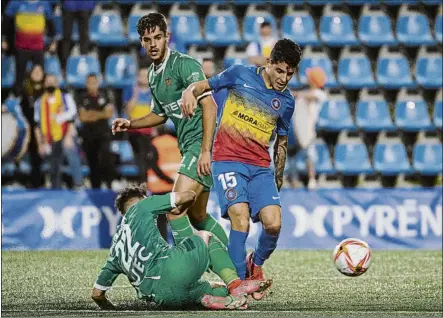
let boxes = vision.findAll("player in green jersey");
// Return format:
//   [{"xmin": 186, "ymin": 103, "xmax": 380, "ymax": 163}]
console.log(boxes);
[
  {"xmin": 91, "ymin": 184, "xmax": 271, "ymax": 310},
  {"xmin": 112, "ymin": 13, "xmax": 225, "ymax": 247}
]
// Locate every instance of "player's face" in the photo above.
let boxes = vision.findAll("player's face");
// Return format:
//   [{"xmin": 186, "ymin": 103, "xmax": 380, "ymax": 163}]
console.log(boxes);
[
  {"xmin": 267, "ymin": 62, "xmax": 295, "ymax": 91},
  {"xmin": 140, "ymin": 27, "xmax": 170, "ymax": 63},
  {"xmin": 86, "ymin": 76, "xmax": 99, "ymax": 94}
]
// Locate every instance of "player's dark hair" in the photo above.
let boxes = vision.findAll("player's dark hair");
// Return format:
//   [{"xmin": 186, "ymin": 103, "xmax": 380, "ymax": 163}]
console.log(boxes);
[
  {"xmin": 114, "ymin": 183, "xmax": 149, "ymax": 215},
  {"xmin": 260, "ymin": 21, "xmax": 272, "ymax": 29},
  {"xmin": 86, "ymin": 73, "xmax": 97, "ymax": 79},
  {"xmin": 137, "ymin": 13, "xmax": 168, "ymax": 37},
  {"xmin": 270, "ymin": 39, "xmax": 302, "ymax": 69},
  {"xmin": 202, "ymin": 58, "xmax": 213, "ymax": 63}
]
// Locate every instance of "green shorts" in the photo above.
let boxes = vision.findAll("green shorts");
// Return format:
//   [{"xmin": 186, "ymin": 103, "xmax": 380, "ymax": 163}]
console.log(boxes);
[
  {"xmin": 179, "ymin": 144, "xmax": 213, "ymax": 191},
  {"xmin": 151, "ymin": 235, "xmax": 226, "ymax": 308}
]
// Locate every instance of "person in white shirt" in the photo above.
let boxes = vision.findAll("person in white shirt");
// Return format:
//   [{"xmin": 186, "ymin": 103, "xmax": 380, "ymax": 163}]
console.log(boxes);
[
  {"xmin": 246, "ymin": 21, "xmax": 278, "ymax": 66},
  {"xmin": 290, "ymin": 67, "xmax": 327, "ymax": 189}
]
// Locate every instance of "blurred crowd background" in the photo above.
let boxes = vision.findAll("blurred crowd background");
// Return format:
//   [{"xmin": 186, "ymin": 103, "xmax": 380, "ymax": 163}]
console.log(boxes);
[{"xmin": 1, "ymin": 0, "xmax": 442, "ymax": 192}]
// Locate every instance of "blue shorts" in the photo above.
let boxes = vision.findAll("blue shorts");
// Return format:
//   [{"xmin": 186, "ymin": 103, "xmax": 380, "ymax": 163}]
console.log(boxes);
[{"xmin": 212, "ymin": 161, "xmax": 281, "ymax": 223}]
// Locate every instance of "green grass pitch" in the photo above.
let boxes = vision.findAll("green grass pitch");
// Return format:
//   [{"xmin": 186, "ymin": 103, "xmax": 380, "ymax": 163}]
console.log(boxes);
[{"xmin": 2, "ymin": 250, "xmax": 442, "ymax": 317}]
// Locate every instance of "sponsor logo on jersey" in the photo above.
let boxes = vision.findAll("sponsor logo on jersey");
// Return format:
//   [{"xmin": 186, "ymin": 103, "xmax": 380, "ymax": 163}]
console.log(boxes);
[
  {"xmin": 232, "ymin": 110, "xmax": 271, "ymax": 132},
  {"xmin": 165, "ymin": 78, "xmax": 172, "ymax": 86},
  {"xmin": 271, "ymin": 98, "xmax": 281, "ymax": 110},
  {"xmin": 225, "ymin": 188, "xmax": 237, "ymax": 201}
]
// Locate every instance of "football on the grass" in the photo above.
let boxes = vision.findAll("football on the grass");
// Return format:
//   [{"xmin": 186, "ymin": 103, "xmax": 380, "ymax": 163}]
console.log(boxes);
[{"xmin": 333, "ymin": 238, "xmax": 372, "ymax": 276}]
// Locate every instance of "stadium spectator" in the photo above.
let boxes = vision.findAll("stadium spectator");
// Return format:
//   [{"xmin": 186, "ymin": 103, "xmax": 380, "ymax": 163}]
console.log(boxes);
[
  {"xmin": 246, "ymin": 21, "xmax": 278, "ymax": 67},
  {"xmin": 34, "ymin": 74, "xmax": 82, "ymax": 189},
  {"xmin": 289, "ymin": 67, "xmax": 327, "ymax": 189},
  {"xmin": 60, "ymin": 0, "xmax": 95, "ymax": 68},
  {"xmin": 22, "ymin": 64, "xmax": 45, "ymax": 188},
  {"xmin": 122, "ymin": 67, "xmax": 174, "ymax": 185},
  {"xmin": 2, "ymin": 0, "xmax": 57, "ymax": 97},
  {"xmin": 78, "ymin": 73, "xmax": 115, "ymax": 189}
]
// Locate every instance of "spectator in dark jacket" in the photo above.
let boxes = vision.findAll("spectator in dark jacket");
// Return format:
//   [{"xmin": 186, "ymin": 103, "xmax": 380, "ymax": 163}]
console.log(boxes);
[{"xmin": 78, "ymin": 73, "xmax": 116, "ymax": 189}]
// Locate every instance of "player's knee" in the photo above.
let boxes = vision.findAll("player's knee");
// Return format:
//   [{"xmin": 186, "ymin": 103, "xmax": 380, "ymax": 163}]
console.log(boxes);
[
  {"xmin": 196, "ymin": 230, "xmax": 212, "ymax": 246},
  {"xmin": 263, "ymin": 221, "xmax": 281, "ymax": 236},
  {"xmin": 228, "ymin": 206, "xmax": 250, "ymax": 231}
]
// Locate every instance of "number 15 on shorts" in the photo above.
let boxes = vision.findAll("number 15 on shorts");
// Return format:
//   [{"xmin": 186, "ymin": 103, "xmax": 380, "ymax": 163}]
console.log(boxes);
[{"xmin": 218, "ymin": 172, "xmax": 237, "ymax": 190}]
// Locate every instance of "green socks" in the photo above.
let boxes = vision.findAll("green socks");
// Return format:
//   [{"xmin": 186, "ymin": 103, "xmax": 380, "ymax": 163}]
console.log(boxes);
[
  {"xmin": 194, "ymin": 214, "xmax": 229, "ymax": 247},
  {"xmin": 169, "ymin": 215, "xmax": 194, "ymax": 245},
  {"xmin": 208, "ymin": 235, "xmax": 239, "ymax": 285}
]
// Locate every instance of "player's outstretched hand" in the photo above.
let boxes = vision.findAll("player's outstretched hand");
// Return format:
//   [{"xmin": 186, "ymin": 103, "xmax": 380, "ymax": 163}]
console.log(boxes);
[
  {"xmin": 181, "ymin": 88, "xmax": 198, "ymax": 118},
  {"xmin": 111, "ymin": 118, "xmax": 130, "ymax": 135},
  {"xmin": 197, "ymin": 151, "xmax": 212, "ymax": 177}
]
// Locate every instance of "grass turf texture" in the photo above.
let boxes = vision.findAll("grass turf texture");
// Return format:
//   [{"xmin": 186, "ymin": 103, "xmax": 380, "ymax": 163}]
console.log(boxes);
[{"xmin": 2, "ymin": 250, "xmax": 442, "ymax": 317}]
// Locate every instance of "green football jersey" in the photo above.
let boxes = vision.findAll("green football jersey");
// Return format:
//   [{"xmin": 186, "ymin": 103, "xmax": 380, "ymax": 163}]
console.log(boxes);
[
  {"xmin": 94, "ymin": 194, "xmax": 174, "ymax": 299},
  {"xmin": 149, "ymin": 49, "xmax": 209, "ymax": 154}
]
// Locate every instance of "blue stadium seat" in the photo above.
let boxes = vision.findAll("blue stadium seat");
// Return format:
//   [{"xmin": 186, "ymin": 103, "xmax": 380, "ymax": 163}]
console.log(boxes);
[
  {"xmin": 434, "ymin": 91, "xmax": 442, "ymax": 129},
  {"xmin": 396, "ymin": 7, "xmax": 435, "ymax": 46},
  {"xmin": 319, "ymin": 6, "xmax": 359, "ymax": 47},
  {"xmin": 358, "ymin": 7, "xmax": 397, "ymax": 46},
  {"xmin": 223, "ymin": 57, "xmax": 248, "ymax": 69},
  {"xmin": 171, "ymin": 15, "xmax": 204, "ymax": 46},
  {"xmin": 395, "ymin": 90, "xmax": 433, "ymax": 132},
  {"xmin": 338, "ymin": 48, "xmax": 376, "ymax": 89},
  {"xmin": 299, "ymin": 47, "xmax": 338, "ymax": 88},
  {"xmin": 44, "ymin": 55, "xmax": 65, "ymax": 89},
  {"xmin": 376, "ymin": 47, "xmax": 415, "ymax": 89},
  {"xmin": 281, "ymin": 12, "xmax": 320, "ymax": 47},
  {"xmin": 356, "ymin": 91, "xmax": 395, "ymax": 132},
  {"xmin": 66, "ymin": 55, "xmax": 101, "ymax": 88},
  {"xmin": 317, "ymin": 96, "xmax": 356, "ymax": 131},
  {"xmin": 128, "ymin": 14, "xmax": 141, "ymax": 43},
  {"xmin": 374, "ymin": 142, "xmax": 412, "ymax": 175},
  {"xmin": 295, "ymin": 141, "xmax": 335, "ymax": 174},
  {"xmin": 415, "ymin": 47, "xmax": 443, "ymax": 89},
  {"xmin": 1, "ymin": 55, "xmax": 15, "ymax": 88},
  {"xmin": 422, "ymin": 0, "xmax": 442, "ymax": 3},
  {"xmin": 105, "ymin": 54, "xmax": 137, "ymax": 89},
  {"xmin": 335, "ymin": 142, "xmax": 373, "ymax": 175},
  {"xmin": 89, "ymin": 12, "xmax": 128, "ymax": 46},
  {"xmin": 436, "ymin": 13, "xmax": 442, "ymax": 43},
  {"xmin": 205, "ymin": 13, "xmax": 242, "ymax": 46},
  {"xmin": 223, "ymin": 45, "xmax": 248, "ymax": 69},
  {"xmin": 243, "ymin": 11, "xmax": 277, "ymax": 43},
  {"xmin": 413, "ymin": 143, "xmax": 443, "ymax": 175}
]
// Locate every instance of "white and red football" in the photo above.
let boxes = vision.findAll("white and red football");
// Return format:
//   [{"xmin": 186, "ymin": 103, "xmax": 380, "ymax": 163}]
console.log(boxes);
[{"xmin": 332, "ymin": 238, "xmax": 372, "ymax": 277}]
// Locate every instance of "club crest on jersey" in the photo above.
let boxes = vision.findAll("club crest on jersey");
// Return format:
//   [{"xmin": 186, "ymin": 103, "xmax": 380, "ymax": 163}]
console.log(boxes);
[
  {"xmin": 271, "ymin": 98, "xmax": 281, "ymax": 110},
  {"xmin": 165, "ymin": 78, "xmax": 172, "ymax": 86},
  {"xmin": 225, "ymin": 188, "xmax": 237, "ymax": 201}
]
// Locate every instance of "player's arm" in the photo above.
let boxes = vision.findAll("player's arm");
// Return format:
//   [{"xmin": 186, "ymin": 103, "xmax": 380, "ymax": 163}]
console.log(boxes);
[
  {"xmin": 274, "ymin": 100, "xmax": 294, "ymax": 191},
  {"xmin": 111, "ymin": 112, "xmax": 166, "ymax": 135},
  {"xmin": 137, "ymin": 191, "xmax": 197, "ymax": 215},
  {"xmin": 92, "ymin": 260, "xmax": 121, "ymax": 310},
  {"xmin": 198, "ymin": 94, "xmax": 217, "ymax": 176},
  {"xmin": 182, "ymin": 64, "xmax": 240, "ymax": 118},
  {"xmin": 274, "ymin": 134, "xmax": 288, "ymax": 192}
]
